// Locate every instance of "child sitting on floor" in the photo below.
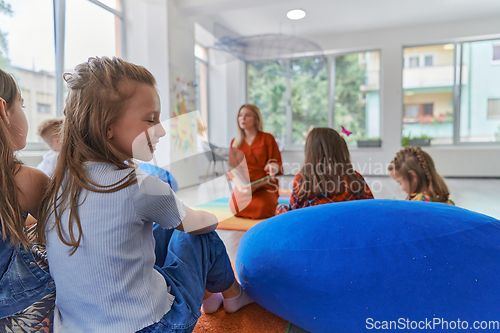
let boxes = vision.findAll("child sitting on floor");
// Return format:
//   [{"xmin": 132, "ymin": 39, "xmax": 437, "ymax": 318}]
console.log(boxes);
[
  {"xmin": 388, "ymin": 147, "xmax": 454, "ymax": 205},
  {"xmin": 276, "ymin": 128, "xmax": 374, "ymax": 215},
  {"xmin": 0, "ymin": 68, "xmax": 55, "ymax": 331},
  {"xmin": 36, "ymin": 118, "xmax": 63, "ymax": 177},
  {"xmin": 38, "ymin": 57, "xmax": 253, "ymax": 333}
]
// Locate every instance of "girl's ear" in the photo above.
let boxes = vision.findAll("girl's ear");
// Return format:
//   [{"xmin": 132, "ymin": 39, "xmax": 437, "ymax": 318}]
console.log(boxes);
[
  {"xmin": 107, "ymin": 127, "xmax": 113, "ymax": 139},
  {"xmin": 0, "ymin": 98, "xmax": 11, "ymax": 128},
  {"xmin": 408, "ymin": 169, "xmax": 418, "ymax": 185}
]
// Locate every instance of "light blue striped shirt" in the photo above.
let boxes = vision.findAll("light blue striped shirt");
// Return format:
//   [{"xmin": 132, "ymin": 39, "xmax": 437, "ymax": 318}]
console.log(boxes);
[{"xmin": 46, "ymin": 162, "xmax": 186, "ymax": 333}]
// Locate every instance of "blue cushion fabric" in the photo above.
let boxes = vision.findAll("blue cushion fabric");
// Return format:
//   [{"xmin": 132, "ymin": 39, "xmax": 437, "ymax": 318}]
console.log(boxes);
[{"xmin": 236, "ymin": 199, "xmax": 500, "ymax": 333}]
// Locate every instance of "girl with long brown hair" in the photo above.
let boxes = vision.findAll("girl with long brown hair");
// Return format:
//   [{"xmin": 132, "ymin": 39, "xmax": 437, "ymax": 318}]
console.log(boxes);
[
  {"xmin": 0, "ymin": 68, "xmax": 55, "ymax": 331},
  {"xmin": 276, "ymin": 128, "xmax": 374, "ymax": 214},
  {"xmin": 389, "ymin": 147, "xmax": 454, "ymax": 204},
  {"xmin": 39, "ymin": 57, "xmax": 252, "ymax": 333}
]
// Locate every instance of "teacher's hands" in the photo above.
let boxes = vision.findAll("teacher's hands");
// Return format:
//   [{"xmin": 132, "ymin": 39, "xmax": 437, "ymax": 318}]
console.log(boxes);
[{"xmin": 264, "ymin": 162, "xmax": 280, "ymax": 181}]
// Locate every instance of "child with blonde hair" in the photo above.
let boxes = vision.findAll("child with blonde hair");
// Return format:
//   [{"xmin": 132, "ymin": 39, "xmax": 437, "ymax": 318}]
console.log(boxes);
[
  {"xmin": 38, "ymin": 57, "xmax": 252, "ymax": 333},
  {"xmin": 0, "ymin": 68, "xmax": 55, "ymax": 331},
  {"xmin": 388, "ymin": 147, "xmax": 454, "ymax": 204},
  {"xmin": 276, "ymin": 127, "xmax": 374, "ymax": 215},
  {"xmin": 36, "ymin": 118, "xmax": 63, "ymax": 176}
]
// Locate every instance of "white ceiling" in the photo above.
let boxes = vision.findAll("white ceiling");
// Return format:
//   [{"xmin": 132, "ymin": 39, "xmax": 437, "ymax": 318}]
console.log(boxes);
[{"xmin": 177, "ymin": 0, "xmax": 500, "ymax": 37}]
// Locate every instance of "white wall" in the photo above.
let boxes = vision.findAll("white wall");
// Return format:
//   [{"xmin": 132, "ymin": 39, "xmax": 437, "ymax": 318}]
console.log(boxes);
[
  {"xmin": 207, "ymin": 55, "xmax": 246, "ymax": 147},
  {"xmin": 125, "ymin": 0, "xmax": 203, "ymax": 189},
  {"xmin": 205, "ymin": 16, "xmax": 500, "ymax": 177}
]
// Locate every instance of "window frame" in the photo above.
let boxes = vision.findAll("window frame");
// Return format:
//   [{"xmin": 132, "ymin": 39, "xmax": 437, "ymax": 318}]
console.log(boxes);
[
  {"xmin": 402, "ymin": 36, "xmax": 500, "ymax": 147},
  {"xmin": 23, "ymin": 0, "xmax": 125, "ymax": 151},
  {"xmin": 247, "ymin": 49, "xmax": 382, "ymax": 150}
]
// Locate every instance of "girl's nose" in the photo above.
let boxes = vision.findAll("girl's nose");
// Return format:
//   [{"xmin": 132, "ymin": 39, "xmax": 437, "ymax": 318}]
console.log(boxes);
[{"xmin": 155, "ymin": 122, "xmax": 167, "ymax": 138}]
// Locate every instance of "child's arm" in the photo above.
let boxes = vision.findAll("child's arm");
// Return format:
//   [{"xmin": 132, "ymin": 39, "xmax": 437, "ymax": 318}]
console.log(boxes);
[
  {"xmin": 134, "ymin": 171, "xmax": 218, "ymax": 234},
  {"xmin": 14, "ymin": 166, "xmax": 50, "ymax": 222},
  {"xmin": 175, "ymin": 206, "xmax": 218, "ymax": 235}
]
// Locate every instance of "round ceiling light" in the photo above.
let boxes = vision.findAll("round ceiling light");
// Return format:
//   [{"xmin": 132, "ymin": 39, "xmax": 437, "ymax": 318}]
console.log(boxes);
[{"xmin": 287, "ymin": 9, "xmax": 306, "ymax": 20}]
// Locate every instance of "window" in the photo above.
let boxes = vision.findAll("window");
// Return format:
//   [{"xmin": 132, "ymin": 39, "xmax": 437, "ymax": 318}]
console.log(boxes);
[
  {"xmin": 493, "ymin": 45, "xmax": 500, "ymax": 62},
  {"xmin": 290, "ymin": 57, "xmax": 328, "ymax": 145},
  {"xmin": 0, "ymin": 0, "xmax": 123, "ymax": 147},
  {"xmin": 334, "ymin": 51, "xmax": 381, "ymax": 146},
  {"xmin": 248, "ymin": 61, "xmax": 287, "ymax": 146},
  {"xmin": 37, "ymin": 103, "xmax": 51, "ymax": 114},
  {"xmin": 488, "ymin": 99, "xmax": 500, "ymax": 119},
  {"xmin": 424, "ymin": 55, "xmax": 433, "ymax": 66},
  {"xmin": 404, "ymin": 105, "xmax": 420, "ymax": 118},
  {"xmin": 460, "ymin": 39, "xmax": 500, "ymax": 142},
  {"xmin": 65, "ymin": 0, "xmax": 122, "ymax": 73},
  {"xmin": 248, "ymin": 51, "xmax": 380, "ymax": 147},
  {"xmin": 402, "ymin": 44, "xmax": 454, "ymax": 144},
  {"xmin": 0, "ymin": 0, "xmax": 56, "ymax": 143},
  {"xmin": 423, "ymin": 103, "xmax": 433, "ymax": 115},
  {"xmin": 403, "ymin": 39, "xmax": 500, "ymax": 144},
  {"xmin": 409, "ymin": 56, "xmax": 419, "ymax": 68}
]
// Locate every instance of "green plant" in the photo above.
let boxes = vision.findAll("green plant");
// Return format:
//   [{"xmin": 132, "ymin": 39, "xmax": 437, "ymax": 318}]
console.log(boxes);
[
  {"xmin": 412, "ymin": 134, "xmax": 434, "ymax": 140},
  {"xmin": 401, "ymin": 134, "xmax": 433, "ymax": 146}
]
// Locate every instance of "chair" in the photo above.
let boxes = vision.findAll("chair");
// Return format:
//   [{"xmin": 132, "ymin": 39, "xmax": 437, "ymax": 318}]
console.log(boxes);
[{"xmin": 201, "ymin": 141, "xmax": 228, "ymax": 181}]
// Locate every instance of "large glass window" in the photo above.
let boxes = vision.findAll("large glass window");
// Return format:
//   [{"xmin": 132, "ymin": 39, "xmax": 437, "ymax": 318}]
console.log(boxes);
[
  {"xmin": 0, "ymin": 0, "xmax": 123, "ymax": 147},
  {"xmin": 247, "ymin": 61, "xmax": 287, "ymax": 146},
  {"xmin": 334, "ymin": 51, "xmax": 380, "ymax": 146},
  {"xmin": 65, "ymin": 0, "xmax": 122, "ymax": 72},
  {"xmin": 403, "ymin": 40, "xmax": 500, "ymax": 144},
  {"xmin": 248, "ymin": 51, "xmax": 380, "ymax": 147},
  {"xmin": 402, "ymin": 44, "xmax": 455, "ymax": 145},
  {"xmin": 291, "ymin": 57, "xmax": 328, "ymax": 145},
  {"xmin": 459, "ymin": 39, "xmax": 500, "ymax": 143},
  {"xmin": 0, "ymin": 0, "xmax": 56, "ymax": 144}
]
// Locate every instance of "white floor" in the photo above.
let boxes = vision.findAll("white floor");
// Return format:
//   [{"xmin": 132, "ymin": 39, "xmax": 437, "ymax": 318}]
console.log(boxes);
[{"xmin": 177, "ymin": 176, "xmax": 500, "ymax": 262}]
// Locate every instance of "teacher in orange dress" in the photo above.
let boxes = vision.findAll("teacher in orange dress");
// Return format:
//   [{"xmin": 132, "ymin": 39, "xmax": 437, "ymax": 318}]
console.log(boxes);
[{"xmin": 229, "ymin": 104, "xmax": 283, "ymax": 219}]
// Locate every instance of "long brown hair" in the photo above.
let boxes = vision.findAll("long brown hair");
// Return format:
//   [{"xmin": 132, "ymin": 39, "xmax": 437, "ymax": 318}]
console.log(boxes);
[
  {"xmin": 232, "ymin": 104, "xmax": 264, "ymax": 148},
  {"xmin": 388, "ymin": 147, "xmax": 450, "ymax": 202},
  {"xmin": 0, "ymin": 69, "xmax": 28, "ymax": 247},
  {"xmin": 296, "ymin": 128, "xmax": 363, "ymax": 201},
  {"xmin": 38, "ymin": 57, "xmax": 156, "ymax": 254}
]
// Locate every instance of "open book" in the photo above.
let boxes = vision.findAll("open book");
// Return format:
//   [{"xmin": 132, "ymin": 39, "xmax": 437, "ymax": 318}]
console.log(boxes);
[{"xmin": 230, "ymin": 168, "xmax": 270, "ymax": 193}]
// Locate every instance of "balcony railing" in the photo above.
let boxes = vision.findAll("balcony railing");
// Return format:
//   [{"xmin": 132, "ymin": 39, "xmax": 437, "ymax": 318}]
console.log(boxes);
[{"xmin": 403, "ymin": 65, "xmax": 468, "ymax": 89}]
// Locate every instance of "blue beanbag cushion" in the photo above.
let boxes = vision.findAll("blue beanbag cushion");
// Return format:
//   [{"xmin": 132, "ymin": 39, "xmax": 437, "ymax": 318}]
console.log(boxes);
[
  {"xmin": 138, "ymin": 163, "xmax": 178, "ymax": 192},
  {"xmin": 236, "ymin": 199, "xmax": 500, "ymax": 333}
]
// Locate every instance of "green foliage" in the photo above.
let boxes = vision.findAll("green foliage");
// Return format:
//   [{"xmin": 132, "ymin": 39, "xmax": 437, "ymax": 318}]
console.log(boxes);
[
  {"xmin": 248, "ymin": 53, "xmax": 370, "ymax": 147},
  {"xmin": 334, "ymin": 53, "xmax": 367, "ymax": 146},
  {"xmin": 0, "ymin": 0, "xmax": 12, "ymax": 67},
  {"xmin": 248, "ymin": 58, "xmax": 329, "ymax": 145},
  {"xmin": 248, "ymin": 61, "xmax": 287, "ymax": 144},
  {"xmin": 290, "ymin": 58, "xmax": 328, "ymax": 144},
  {"xmin": 402, "ymin": 134, "xmax": 434, "ymax": 146}
]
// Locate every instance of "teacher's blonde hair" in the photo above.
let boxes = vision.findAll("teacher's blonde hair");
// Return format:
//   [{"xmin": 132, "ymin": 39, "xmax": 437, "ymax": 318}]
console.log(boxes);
[{"xmin": 233, "ymin": 104, "xmax": 263, "ymax": 148}]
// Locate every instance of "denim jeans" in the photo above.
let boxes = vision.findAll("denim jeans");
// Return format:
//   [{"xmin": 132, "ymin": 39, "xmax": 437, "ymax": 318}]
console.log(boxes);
[{"xmin": 136, "ymin": 225, "xmax": 235, "ymax": 333}]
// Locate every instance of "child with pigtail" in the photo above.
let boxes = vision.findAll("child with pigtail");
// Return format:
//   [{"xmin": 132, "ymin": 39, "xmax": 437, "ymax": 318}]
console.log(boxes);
[{"xmin": 388, "ymin": 147, "xmax": 454, "ymax": 205}]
